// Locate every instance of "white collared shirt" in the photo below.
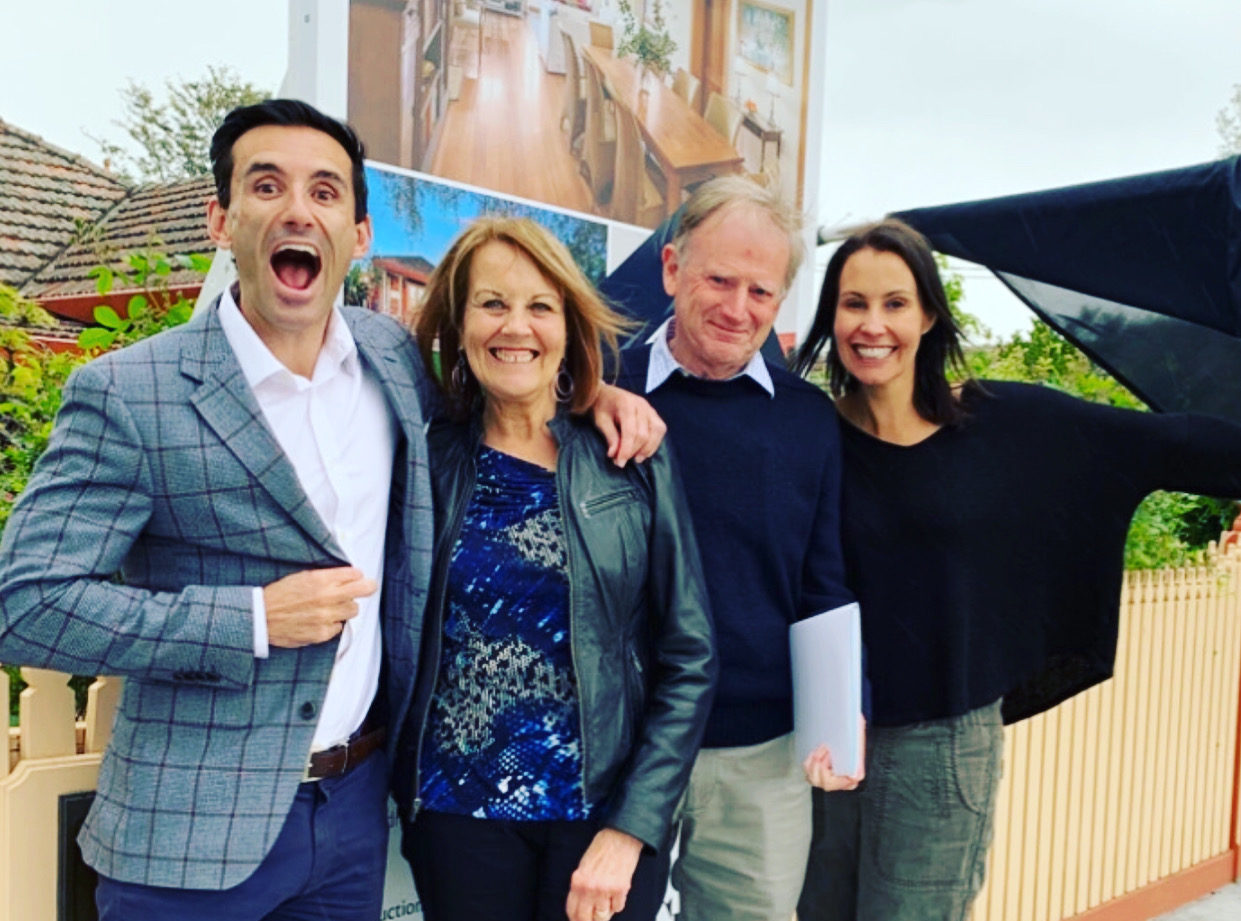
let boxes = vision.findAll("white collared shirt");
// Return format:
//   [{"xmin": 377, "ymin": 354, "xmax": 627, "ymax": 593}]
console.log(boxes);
[
  {"xmin": 644, "ymin": 317, "xmax": 775, "ymax": 397},
  {"xmin": 218, "ymin": 288, "xmax": 396, "ymax": 750}
]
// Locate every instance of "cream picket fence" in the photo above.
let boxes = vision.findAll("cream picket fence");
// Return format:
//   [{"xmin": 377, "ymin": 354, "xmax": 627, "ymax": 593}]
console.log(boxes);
[
  {"xmin": 1, "ymin": 671, "xmax": 119, "ymax": 921},
  {"xmin": 971, "ymin": 539, "xmax": 1241, "ymax": 921}
]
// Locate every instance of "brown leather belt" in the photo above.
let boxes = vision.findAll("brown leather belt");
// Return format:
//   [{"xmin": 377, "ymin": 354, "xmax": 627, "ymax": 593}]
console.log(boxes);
[{"xmin": 303, "ymin": 717, "xmax": 386, "ymax": 782}]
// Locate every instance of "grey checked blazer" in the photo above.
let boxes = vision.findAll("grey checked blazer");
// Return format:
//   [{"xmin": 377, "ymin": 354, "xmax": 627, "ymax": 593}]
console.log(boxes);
[{"xmin": 0, "ymin": 298, "xmax": 434, "ymax": 889}]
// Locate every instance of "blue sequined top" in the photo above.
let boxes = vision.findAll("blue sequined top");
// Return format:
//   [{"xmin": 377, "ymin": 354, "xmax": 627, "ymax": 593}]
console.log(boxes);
[{"xmin": 418, "ymin": 446, "xmax": 593, "ymax": 820}]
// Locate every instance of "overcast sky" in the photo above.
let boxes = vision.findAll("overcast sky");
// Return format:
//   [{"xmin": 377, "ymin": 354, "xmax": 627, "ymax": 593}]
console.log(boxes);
[
  {"xmin": 3, "ymin": 0, "xmax": 1240, "ymax": 337},
  {"xmin": 816, "ymin": 1, "xmax": 1241, "ymax": 335}
]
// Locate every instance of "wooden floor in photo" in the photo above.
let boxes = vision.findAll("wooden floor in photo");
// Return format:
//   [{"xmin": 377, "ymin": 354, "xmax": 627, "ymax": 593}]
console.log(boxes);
[{"xmin": 432, "ymin": 11, "xmax": 599, "ymax": 216}]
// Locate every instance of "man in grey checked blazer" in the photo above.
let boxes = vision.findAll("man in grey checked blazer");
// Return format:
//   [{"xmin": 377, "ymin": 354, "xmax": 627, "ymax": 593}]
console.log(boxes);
[{"xmin": 0, "ymin": 100, "xmax": 435, "ymax": 919}]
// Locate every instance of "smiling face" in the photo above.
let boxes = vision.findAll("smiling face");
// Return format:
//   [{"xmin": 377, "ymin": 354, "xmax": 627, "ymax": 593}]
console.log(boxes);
[
  {"xmin": 462, "ymin": 240, "xmax": 567, "ymax": 417},
  {"xmin": 662, "ymin": 202, "xmax": 790, "ymax": 379},
  {"xmin": 833, "ymin": 247, "xmax": 936, "ymax": 393},
  {"xmin": 206, "ymin": 124, "xmax": 372, "ymax": 369}
]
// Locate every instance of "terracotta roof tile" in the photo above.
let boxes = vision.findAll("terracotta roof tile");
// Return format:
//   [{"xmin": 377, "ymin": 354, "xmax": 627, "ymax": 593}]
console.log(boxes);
[
  {"xmin": 0, "ymin": 119, "xmax": 128, "ymax": 288},
  {"xmin": 373, "ymin": 255, "xmax": 434, "ymax": 281},
  {"xmin": 22, "ymin": 176, "xmax": 216, "ymax": 300}
]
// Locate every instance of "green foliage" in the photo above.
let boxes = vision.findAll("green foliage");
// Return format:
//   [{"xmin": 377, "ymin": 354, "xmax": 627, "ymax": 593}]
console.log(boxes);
[
  {"xmin": 5, "ymin": 670, "xmax": 95, "ymax": 726},
  {"xmin": 94, "ymin": 65, "xmax": 268, "ymax": 183},
  {"xmin": 345, "ymin": 263, "xmax": 382, "ymax": 308},
  {"xmin": 1, "ymin": 287, "xmax": 95, "ymax": 724},
  {"xmin": 0, "ymin": 287, "xmax": 89, "ymax": 529},
  {"xmin": 616, "ymin": 0, "xmax": 676, "ymax": 77},
  {"xmin": 965, "ymin": 319, "xmax": 1143, "ymax": 410},
  {"xmin": 1121, "ymin": 491, "xmax": 1237, "ymax": 570},
  {"xmin": 76, "ymin": 247, "xmax": 203, "ymax": 352},
  {"xmin": 941, "ymin": 261, "xmax": 976, "ymax": 338}
]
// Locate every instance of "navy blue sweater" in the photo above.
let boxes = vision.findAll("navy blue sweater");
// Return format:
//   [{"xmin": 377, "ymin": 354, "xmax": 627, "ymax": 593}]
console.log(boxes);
[{"xmin": 617, "ymin": 348, "xmax": 853, "ymax": 747}]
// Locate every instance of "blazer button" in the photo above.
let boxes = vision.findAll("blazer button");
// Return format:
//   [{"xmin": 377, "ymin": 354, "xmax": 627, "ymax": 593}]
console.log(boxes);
[{"xmin": 299, "ymin": 701, "xmax": 317, "ymax": 720}]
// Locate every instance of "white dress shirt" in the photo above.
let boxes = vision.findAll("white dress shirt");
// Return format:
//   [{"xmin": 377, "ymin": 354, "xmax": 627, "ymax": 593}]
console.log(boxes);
[
  {"xmin": 644, "ymin": 317, "xmax": 775, "ymax": 397},
  {"xmin": 218, "ymin": 289, "xmax": 396, "ymax": 750}
]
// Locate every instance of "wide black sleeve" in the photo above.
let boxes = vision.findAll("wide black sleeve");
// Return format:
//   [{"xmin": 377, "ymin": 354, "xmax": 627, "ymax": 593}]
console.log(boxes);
[
  {"xmin": 1154, "ymin": 412, "xmax": 1241, "ymax": 498},
  {"xmin": 604, "ymin": 443, "xmax": 718, "ymax": 851},
  {"xmin": 993, "ymin": 380, "xmax": 1241, "ymax": 501},
  {"xmin": 1060, "ymin": 387, "xmax": 1241, "ymax": 499}
]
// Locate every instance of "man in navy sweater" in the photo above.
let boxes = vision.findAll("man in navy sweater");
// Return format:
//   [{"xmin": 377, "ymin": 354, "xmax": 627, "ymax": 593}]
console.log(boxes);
[{"xmin": 614, "ymin": 176, "xmax": 857, "ymax": 921}]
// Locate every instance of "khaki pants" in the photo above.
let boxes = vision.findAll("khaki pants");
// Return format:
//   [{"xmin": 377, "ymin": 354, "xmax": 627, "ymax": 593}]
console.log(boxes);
[
  {"xmin": 799, "ymin": 700, "xmax": 1004, "ymax": 921},
  {"xmin": 672, "ymin": 733, "xmax": 810, "ymax": 921}
]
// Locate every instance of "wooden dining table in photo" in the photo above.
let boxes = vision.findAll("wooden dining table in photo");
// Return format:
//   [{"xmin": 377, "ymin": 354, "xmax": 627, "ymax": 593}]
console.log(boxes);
[{"xmin": 581, "ymin": 45, "xmax": 745, "ymax": 218}]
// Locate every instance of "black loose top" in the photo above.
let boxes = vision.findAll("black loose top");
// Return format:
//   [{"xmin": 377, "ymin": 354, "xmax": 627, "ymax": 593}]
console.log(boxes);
[{"xmin": 841, "ymin": 381, "xmax": 1241, "ymax": 726}]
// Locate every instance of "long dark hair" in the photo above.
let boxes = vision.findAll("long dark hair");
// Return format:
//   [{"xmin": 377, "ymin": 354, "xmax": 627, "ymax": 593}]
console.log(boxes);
[{"xmin": 791, "ymin": 218, "xmax": 971, "ymax": 427}]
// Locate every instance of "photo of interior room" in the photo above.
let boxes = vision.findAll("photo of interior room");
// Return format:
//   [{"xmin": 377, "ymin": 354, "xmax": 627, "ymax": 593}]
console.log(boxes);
[{"xmin": 348, "ymin": 0, "xmax": 814, "ymax": 229}]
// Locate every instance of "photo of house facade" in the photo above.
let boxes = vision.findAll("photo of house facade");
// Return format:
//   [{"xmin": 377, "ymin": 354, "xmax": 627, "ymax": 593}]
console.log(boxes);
[{"xmin": 351, "ymin": 161, "xmax": 610, "ymax": 330}]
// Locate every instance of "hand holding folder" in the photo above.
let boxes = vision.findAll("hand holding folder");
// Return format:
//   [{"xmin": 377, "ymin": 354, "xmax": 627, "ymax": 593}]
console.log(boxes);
[{"xmin": 789, "ymin": 602, "xmax": 864, "ymax": 783}]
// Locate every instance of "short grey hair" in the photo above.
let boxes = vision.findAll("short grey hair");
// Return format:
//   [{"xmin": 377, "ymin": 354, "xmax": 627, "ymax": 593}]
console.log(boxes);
[{"xmin": 672, "ymin": 175, "xmax": 806, "ymax": 292}]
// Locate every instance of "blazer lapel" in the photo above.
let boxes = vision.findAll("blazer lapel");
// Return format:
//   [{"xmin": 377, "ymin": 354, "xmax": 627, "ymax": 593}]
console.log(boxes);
[
  {"xmin": 181, "ymin": 299, "xmax": 344, "ymax": 561},
  {"xmin": 347, "ymin": 311, "xmax": 434, "ymax": 636},
  {"xmin": 350, "ymin": 320, "xmax": 422, "ymax": 450}
]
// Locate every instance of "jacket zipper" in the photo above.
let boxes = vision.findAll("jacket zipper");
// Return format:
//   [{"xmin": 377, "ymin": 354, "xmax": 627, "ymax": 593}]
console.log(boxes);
[{"xmin": 579, "ymin": 488, "xmax": 639, "ymax": 516}]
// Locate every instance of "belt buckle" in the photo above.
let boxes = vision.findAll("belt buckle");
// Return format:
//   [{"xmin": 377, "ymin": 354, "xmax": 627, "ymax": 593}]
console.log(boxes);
[{"xmin": 302, "ymin": 740, "xmax": 349, "ymax": 783}]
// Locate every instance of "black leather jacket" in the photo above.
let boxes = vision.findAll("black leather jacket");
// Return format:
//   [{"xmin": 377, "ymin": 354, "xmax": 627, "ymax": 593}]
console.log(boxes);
[{"xmin": 394, "ymin": 412, "xmax": 716, "ymax": 851}]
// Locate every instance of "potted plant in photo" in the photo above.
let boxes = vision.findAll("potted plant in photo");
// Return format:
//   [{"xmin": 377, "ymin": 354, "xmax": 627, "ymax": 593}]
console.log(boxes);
[{"xmin": 616, "ymin": 0, "xmax": 676, "ymax": 83}]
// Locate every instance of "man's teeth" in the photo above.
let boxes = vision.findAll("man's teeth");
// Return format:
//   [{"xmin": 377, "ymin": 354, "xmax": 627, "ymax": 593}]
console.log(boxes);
[
  {"xmin": 855, "ymin": 346, "xmax": 895, "ymax": 359},
  {"xmin": 491, "ymin": 348, "xmax": 538, "ymax": 363},
  {"xmin": 276, "ymin": 243, "xmax": 318, "ymax": 256}
]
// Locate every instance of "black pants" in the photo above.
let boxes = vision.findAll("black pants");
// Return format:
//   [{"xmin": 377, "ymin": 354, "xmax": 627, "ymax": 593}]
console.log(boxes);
[{"xmin": 403, "ymin": 810, "xmax": 670, "ymax": 921}]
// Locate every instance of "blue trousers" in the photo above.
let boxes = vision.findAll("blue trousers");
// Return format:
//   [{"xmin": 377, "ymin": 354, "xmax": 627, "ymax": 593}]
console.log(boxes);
[{"xmin": 95, "ymin": 751, "xmax": 389, "ymax": 921}]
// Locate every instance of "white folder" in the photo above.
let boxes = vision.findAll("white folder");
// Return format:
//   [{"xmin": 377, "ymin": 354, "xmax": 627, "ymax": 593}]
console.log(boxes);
[{"xmin": 789, "ymin": 602, "xmax": 862, "ymax": 774}]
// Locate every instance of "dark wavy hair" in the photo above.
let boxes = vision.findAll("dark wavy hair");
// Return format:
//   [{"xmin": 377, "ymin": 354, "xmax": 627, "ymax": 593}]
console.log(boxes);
[
  {"xmin": 209, "ymin": 99, "xmax": 368, "ymax": 222},
  {"xmin": 791, "ymin": 218, "xmax": 971, "ymax": 427}
]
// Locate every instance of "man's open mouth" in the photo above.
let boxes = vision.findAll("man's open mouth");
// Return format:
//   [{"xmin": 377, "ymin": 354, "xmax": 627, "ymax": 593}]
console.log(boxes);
[{"xmin": 270, "ymin": 244, "xmax": 322, "ymax": 291}]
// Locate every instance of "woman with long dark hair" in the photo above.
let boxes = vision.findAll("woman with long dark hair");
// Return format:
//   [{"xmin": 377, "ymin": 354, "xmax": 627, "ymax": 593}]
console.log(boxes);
[{"xmin": 794, "ymin": 218, "xmax": 1241, "ymax": 921}]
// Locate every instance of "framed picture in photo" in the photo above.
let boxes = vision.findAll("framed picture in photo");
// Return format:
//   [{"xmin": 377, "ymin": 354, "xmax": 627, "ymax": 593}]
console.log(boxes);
[{"xmin": 736, "ymin": 0, "xmax": 794, "ymax": 85}]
